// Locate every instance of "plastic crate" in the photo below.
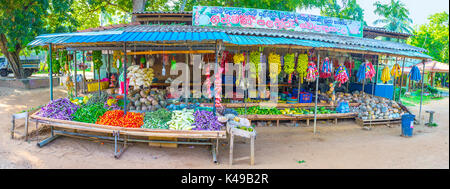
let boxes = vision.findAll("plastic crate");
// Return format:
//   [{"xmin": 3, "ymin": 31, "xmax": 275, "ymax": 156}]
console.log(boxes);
[
  {"xmin": 87, "ymin": 81, "xmax": 109, "ymax": 92},
  {"xmin": 299, "ymin": 92, "xmax": 312, "ymax": 103}
]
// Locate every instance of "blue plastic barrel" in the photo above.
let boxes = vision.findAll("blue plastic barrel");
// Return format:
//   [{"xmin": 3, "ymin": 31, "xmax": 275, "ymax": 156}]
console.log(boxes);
[{"xmin": 401, "ymin": 114, "xmax": 415, "ymax": 137}]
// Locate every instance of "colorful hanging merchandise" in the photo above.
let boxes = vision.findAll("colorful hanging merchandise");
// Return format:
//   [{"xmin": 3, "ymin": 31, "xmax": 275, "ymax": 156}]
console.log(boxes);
[
  {"xmin": 334, "ymin": 65, "xmax": 349, "ymax": 87},
  {"xmin": 344, "ymin": 59, "xmax": 355, "ymax": 78},
  {"xmin": 214, "ymin": 67, "xmax": 224, "ymax": 108},
  {"xmin": 390, "ymin": 63, "xmax": 401, "ymax": 79},
  {"xmin": 249, "ymin": 51, "xmax": 260, "ymax": 81},
  {"xmin": 306, "ymin": 61, "xmax": 319, "ymax": 82},
  {"xmin": 356, "ymin": 61, "xmax": 375, "ymax": 82},
  {"xmin": 283, "ymin": 53, "xmax": 295, "ymax": 83},
  {"xmin": 380, "ymin": 66, "xmax": 391, "ymax": 83},
  {"xmin": 296, "ymin": 53, "xmax": 308, "ymax": 84},
  {"xmin": 170, "ymin": 56, "xmax": 176, "ymax": 70},
  {"xmin": 204, "ymin": 64, "xmax": 212, "ymax": 98},
  {"xmin": 112, "ymin": 50, "xmax": 122, "ymax": 71},
  {"xmin": 409, "ymin": 65, "xmax": 422, "ymax": 81},
  {"xmin": 233, "ymin": 53, "xmax": 245, "ymax": 86},
  {"xmin": 268, "ymin": 52, "xmax": 281, "ymax": 81},
  {"xmin": 320, "ymin": 57, "xmax": 333, "ymax": 78}
]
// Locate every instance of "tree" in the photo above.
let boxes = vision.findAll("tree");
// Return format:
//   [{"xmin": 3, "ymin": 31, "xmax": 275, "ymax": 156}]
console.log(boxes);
[
  {"xmin": 320, "ymin": 0, "xmax": 365, "ymax": 25},
  {"xmin": 173, "ymin": 0, "xmax": 327, "ymax": 12},
  {"xmin": 0, "ymin": 0, "xmax": 75, "ymax": 79},
  {"xmin": 408, "ymin": 12, "xmax": 449, "ymax": 63},
  {"xmin": 373, "ymin": 0, "xmax": 413, "ymax": 36}
]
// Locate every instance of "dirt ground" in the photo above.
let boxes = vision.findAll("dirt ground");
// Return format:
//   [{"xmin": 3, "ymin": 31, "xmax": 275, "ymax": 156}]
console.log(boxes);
[{"xmin": 0, "ymin": 86, "xmax": 448, "ymax": 169}]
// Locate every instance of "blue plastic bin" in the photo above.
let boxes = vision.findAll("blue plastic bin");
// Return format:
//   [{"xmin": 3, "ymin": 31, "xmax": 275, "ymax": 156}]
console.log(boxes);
[{"xmin": 401, "ymin": 114, "xmax": 415, "ymax": 137}]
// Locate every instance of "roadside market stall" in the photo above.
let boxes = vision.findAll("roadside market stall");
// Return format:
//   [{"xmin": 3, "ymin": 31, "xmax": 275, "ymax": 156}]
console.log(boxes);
[{"xmin": 26, "ymin": 6, "xmax": 432, "ymax": 163}]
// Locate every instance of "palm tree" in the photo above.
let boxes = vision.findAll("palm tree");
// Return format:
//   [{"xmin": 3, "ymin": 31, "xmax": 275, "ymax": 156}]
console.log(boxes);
[
  {"xmin": 373, "ymin": 0, "xmax": 413, "ymax": 35},
  {"xmin": 320, "ymin": 0, "xmax": 365, "ymax": 25}
]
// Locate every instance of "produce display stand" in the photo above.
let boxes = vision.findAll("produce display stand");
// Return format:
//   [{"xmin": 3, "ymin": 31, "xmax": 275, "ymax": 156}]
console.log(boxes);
[
  {"xmin": 241, "ymin": 112, "xmax": 357, "ymax": 127},
  {"xmin": 206, "ymin": 102, "xmax": 361, "ymax": 108},
  {"xmin": 355, "ymin": 117, "xmax": 402, "ymax": 127},
  {"xmin": 30, "ymin": 111, "xmax": 226, "ymax": 163}
]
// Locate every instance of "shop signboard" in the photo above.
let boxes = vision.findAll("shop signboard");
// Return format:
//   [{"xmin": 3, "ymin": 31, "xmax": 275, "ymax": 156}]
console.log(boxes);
[{"xmin": 193, "ymin": 6, "xmax": 363, "ymax": 38}]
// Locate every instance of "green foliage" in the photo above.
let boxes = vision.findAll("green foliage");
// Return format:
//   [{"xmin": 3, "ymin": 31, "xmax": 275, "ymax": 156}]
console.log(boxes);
[
  {"xmin": 174, "ymin": 0, "xmax": 327, "ymax": 12},
  {"xmin": 373, "ymin": 0, "xmax": 413, "ymax": 35},
  {"xmin": 408, "ymin": 12, "xmax": 449, "ymax": 63},
  {"xmin": 320, "ymin": 0, "xmax": 366, "ymax": 24}
]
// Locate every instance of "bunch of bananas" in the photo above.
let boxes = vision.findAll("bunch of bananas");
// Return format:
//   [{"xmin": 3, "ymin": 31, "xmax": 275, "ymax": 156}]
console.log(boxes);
[
  {"xmin": 296, "ymin": 54, "xmax": 308, "ymax": 83},
  {"xmin": 249, "ymin": 51, "xmax": 261, "ymax": 80},
  {"xmin": 268, "ymin": 52, "xmax": 281, "ymax": 80}
]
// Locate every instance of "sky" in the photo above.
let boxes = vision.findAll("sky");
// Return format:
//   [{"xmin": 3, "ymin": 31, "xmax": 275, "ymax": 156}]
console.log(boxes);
[{"xmin": 300, "ymin": 0, "xmax": 449, "ymax": 28}]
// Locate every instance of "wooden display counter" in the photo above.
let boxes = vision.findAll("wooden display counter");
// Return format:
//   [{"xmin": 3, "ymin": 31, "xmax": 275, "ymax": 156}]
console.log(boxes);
[{"xmin": 30, "ymin": 111, "xmax": 226, "ymax": 163}]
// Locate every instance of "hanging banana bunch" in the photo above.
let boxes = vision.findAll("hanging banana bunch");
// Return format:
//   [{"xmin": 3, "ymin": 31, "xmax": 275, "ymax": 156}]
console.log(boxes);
[
  {"xmin": 233, "ymin": 53, "xmax": 245, "ymax": 86},
  {"xmin": 249, "ymin": 51, "xmax": 260, "ymax": 81},
  {"xmin": 283, "ymin": 53, "xmax": 295, "ymax": 83},
  {"xmin": 296, "ymin": 53, "xmax": 308, "ymax": 84},
  {"xmin": 268, "ymin": 52, "xmax": 281, "ymax": 81}
]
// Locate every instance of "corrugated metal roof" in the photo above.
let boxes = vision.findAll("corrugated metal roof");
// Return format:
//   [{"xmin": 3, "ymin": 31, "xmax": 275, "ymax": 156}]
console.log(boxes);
[
  {"xmin": 27, "ymin": 25, "xmax": 430, "ymax": 59},
  {"xmin": 122, "ymin": 25, "xmax": 426, "ymax": 52}
]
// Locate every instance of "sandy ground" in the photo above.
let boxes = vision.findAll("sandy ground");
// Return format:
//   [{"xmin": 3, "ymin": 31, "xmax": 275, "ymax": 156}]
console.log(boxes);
[{"xmin": 0, "ymin": 86, "xmax": 448, "ymax": 169}]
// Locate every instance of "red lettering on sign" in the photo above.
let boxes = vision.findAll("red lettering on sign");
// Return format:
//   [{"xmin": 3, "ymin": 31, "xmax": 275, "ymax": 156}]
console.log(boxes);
[
  {"xmin": 231, "ymin": 15, "xmax": 240, "ymax": 24},
  {"xmin": 257, "ymin": 19, "xmax": 265, "ymax": 26},
  {"xmin": 266, "ymin": 20, "xmax": 274, "ymax": 28},
  {"xmin": 211, "ymin": 15, "xmax": 220, "ymax": 24}
]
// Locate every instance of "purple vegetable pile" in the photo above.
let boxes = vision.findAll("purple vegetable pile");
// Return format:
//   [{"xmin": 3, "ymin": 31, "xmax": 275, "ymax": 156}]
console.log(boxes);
[
  {"xmin": 37, "ymin": 98, "xmax": 80, "ymax": 120},
  {"xmin": 192, "ymin": 110, "xmax": 223, "ymax": 131}
]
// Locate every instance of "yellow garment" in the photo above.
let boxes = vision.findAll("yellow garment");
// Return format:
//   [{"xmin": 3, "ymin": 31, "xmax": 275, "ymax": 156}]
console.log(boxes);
[
  {"xmin": 381, "ymin": 66, "xmax": 391, "ymax": 83},
  {"xmin": 390, "ymin": 63, "xmax": 401, "ymax": 78}
]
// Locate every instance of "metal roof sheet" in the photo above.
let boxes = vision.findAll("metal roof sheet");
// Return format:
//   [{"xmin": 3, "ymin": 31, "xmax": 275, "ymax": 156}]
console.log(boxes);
[{"xmin": 27, "ymin": 25, "xmax": 430, "ymax": 59}]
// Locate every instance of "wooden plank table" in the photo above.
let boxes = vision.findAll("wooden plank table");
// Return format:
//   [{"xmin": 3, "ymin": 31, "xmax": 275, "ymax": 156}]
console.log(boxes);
[
  {"xmin": 30, "ymin": 111, "xmax": 226, "ymax": 163},
  {"xmin": 240, "ymin": 113, "xmax": 358, "ymax": 127}
]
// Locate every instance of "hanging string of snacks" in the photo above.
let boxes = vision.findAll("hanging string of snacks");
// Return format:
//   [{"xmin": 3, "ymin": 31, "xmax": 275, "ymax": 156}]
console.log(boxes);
[
  {"xmin": 334, "ymin": 64, "xmax": 349, "ymax": 87},
  {"xmin": 204, "ymin": 63, "xmax": 212, "ymax": 98},
  {"xmin": 344, "ymin": 59, "xmax": 355, "ymax": 78},
  {"xmin": 320, "ymin": 57, "xmax": 332, "ymax": 78},
  {"xmin": 283, "ymin": 53, "xmax": 295, "ymax": 83},
  {"xmin": 268, "ymin": 52, "xmax": 281, "ymax": 81},
  {"xmin": 170, "ymin": 56, "xmax": 176, "ymax": 70},
  {"xmin": 390, "ymin": 63, "xmax": 401, "ymax": 79},
  {"xmin": 381, "ymin": 66, "xmax": 391, "ymax": 83},
  {"xmin": 332, "ymin": 58, "xmax": 339, "ymax": 69},
  {"xmin": 296, "ymin": 53, "xmax": 308, "ymax": 84},
  {"xmin": 214, "ymin": 67, "xmax": 224, "ymax": 107},
  {"xmin": 306, "ymin": 61, "xmax": 319, "ymax": 82},
  {"xmin": 249, "ymin": 51, "xmax": 260, "ymax": 80}
]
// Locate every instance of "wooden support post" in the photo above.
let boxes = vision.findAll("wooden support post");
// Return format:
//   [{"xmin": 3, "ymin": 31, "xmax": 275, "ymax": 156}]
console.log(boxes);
[
  {"xmin": 229, "ymin": 134, "xmax": 234, "ymax": 166},
  {"xmin": 250, "ymin": 136, "xmax": 255, "ymax": 166},
  {"xmin": 307, "ymin": 118, "xmax": 310, "ymax": 126},
  {"xmin": 277, "ymin": 120, "xmax": 279, "ymax": 127}
]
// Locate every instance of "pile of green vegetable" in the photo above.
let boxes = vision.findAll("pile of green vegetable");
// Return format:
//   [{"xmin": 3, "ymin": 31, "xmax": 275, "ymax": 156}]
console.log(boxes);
[
  {"xmin": 72, "ymin": 103, "xmax": 108, "ymax": 123},
  {"xmin": 142, "ymin": 108, "xmax": 172, "ymax": 129},
  {"xmin": 86, "ymin": 93, "xmax": 109, "ymax": 106},
  {"xmin": 235, "ymin": 106, "xmax": 282, "ymax": 115}
]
